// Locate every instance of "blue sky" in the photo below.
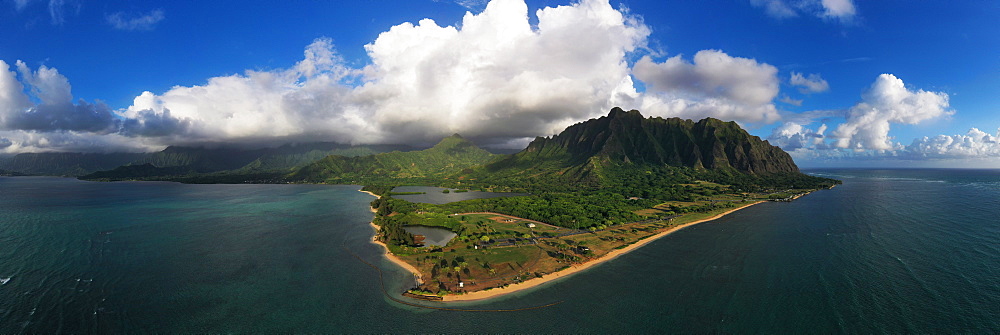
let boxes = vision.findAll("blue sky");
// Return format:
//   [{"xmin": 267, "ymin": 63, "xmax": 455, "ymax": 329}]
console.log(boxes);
[{"xmin": 1, "ymin": 0, "xmax": 998, "ymax": 167}]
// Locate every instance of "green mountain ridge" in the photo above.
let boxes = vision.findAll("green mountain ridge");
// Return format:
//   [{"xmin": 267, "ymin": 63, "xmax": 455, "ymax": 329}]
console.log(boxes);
[
  {"xmin": 0, "ymin": 152, "xmax": 149, "ymax": 176},
  {"xmin": 2, "ymin": 142, "xmax": 414, "ymax": 178},
  {"xmin": 283, "ymin": 108, "xmax": 835, "ymax": 197},
  {"xmin": 51, "ymin": 142, "xmax": 408, "ymax": 179},
  {"xmin": 129, "ymin": 142, "xmax": 412, "ymax": 174},
  {"xmin": 288, "ymin": 134, "xmax": 498, "ymax": 184},
  {"xmin": 455, "ymin": 107, "xmax": 806, "ymax": 191},
  {"xmin": 38, "ymin": 107, "xmax": 828, "ymax": 193}
]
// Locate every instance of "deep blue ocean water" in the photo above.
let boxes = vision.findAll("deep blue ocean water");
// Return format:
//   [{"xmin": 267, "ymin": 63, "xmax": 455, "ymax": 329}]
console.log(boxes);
[{"xmin": 0, "ymin": 169, "xmax": 997, "ymax": 333}]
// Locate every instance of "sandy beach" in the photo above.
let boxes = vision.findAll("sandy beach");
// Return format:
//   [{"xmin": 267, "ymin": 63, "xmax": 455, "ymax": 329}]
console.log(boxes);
[
  {"xmin": 442, "ymin": 201, "xmax": 764, "ymax": 302},
  {"xmin": 360, "ymin": 190, "xmax": 425, "ymax": 285}
]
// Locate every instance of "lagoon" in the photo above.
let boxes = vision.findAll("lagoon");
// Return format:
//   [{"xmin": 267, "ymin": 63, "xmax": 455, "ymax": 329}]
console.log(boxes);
[{"xmin": 402, "ymin": 225, "xmax": 457, "ymax": 247}]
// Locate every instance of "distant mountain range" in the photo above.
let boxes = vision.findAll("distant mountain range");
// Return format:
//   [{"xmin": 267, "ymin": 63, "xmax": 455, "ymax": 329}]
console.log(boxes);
[
  {"xmin": 8, "ymin": 108, "xmax": 824, "ymax": 191},
  {"xmin": 1, "ymin": 143, "xmax": 413, "ymax": 177},
  {"xmin": 0, "ymin": 168, "xmax": 23, "ymax": 176},
  {"xmin": 0, "ymin": 152, "xmax": 148, "ymax": 177},
  {"xmin": 282, "ymin": 108, "xmax": 824, "ymax": 192},
  {"xmin": 287, "ymin": 134, "xmax": 497, "ymax": 184}
]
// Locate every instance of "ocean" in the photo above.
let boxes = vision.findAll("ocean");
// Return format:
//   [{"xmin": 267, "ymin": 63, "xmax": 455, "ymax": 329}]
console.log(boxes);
[{"xmin": 0, "ymin": 169, "xmax": 997, "ymax": 333}]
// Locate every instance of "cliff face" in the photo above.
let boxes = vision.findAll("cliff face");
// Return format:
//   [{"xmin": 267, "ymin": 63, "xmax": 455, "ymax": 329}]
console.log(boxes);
[{"xmin": 499, "ymin": 107, "xmax": 799, "ymax": 175}]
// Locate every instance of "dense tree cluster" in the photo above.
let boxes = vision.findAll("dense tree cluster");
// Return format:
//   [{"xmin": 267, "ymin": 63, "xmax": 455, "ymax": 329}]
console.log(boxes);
[
  {"xmin": 435, "ymin": 192, "xmax": 652, "ymax": 229},
  {"xmin": 698, "ymin": 170, "xmax": 840, "ymax": 192}
]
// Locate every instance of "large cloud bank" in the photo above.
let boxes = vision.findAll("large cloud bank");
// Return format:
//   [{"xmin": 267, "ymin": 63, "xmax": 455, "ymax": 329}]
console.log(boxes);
[
  {"xmin": 354, "ymin": 0, "xmax": 649, "ymax": 144},
  {"xmin": 768, "ymin": 73, "xmax": 975, "ymax": 161},
  {"xmin": 2, "ymin": 0, "xmax": 995, "ymax": 165},
  {"xmin": 125, "ymin": 0, "xmax": 654, "ymax": 147},
  {"xmin": 0, "ymin": 60, "xmax": 178, "ymax": 152},
  {"xmin": 831, "ymin": 74, "xmax": 951, "ymax": 150},
  {"xmin": 3, "ymin": 0, "xmax": 791, "ymax": 153},
  {"xmin": 633, "ymin": 50, "xmax": 782, "ymax": 124},
  {"xmin": 2, "ymin": 0, "xmax": 656, "ymax": 152},
  {"xmin": 907, "ymin": 128, "xmax": 1000, "ymax": 158}
]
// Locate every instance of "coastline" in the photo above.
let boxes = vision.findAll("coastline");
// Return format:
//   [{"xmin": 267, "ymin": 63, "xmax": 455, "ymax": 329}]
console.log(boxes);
[
  {"xmin": 358, "ymin": 187, "xmax": 765, "ymax": 302},
  {"xmin": 359, "ymin": 189, "xmax": 425, "ymax": 285},
  {"xmin": 442, "ymin": 201, "xmax": 764, "ymax": 302}
]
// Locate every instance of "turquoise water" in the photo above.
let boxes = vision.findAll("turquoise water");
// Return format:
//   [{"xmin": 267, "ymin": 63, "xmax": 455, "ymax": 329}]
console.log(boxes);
[{"xmin": 1, "ymin": 170, "xmax": 998, "ymax": 332}]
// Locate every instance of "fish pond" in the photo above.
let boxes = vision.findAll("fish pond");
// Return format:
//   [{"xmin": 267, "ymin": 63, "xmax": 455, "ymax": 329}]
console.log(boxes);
[{"xmin": 401, "ymin": 225, "xmax": 457, "ymax": 247}]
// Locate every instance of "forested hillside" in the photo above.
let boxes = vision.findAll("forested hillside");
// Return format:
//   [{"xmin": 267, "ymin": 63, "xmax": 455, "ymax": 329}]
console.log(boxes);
[
  {"xmin": 288, "ymin": 134, "xmax": 497, "ymax": 184},
  {"xmin": 452, "ymin": 107, "xmax": 831, "ymax": 193}
]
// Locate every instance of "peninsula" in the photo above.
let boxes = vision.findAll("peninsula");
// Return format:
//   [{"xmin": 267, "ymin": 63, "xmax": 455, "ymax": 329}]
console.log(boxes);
[
  {"xmin": 328, "ymin": 108, "xmax": 839, "ymax": 301},
  {"xmin": 74, "ymin": 107, "xmax": 839, "ymax": 301}
]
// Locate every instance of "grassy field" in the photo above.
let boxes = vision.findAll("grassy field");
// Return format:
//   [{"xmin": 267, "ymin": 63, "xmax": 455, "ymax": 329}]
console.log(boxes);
[
  {"xmin": 395, "ymin": 202, "xmax": 769, "ymax": 296},
  {"xmin": 387, "ymin": 185, "xmax": 824, "ymax": 297}
]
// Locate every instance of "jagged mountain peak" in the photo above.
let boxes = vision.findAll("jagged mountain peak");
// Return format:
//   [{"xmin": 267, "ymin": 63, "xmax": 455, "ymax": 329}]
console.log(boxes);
[
  {"xmin": 490, "ymin": 107, "xmax": 799, "ymax": 178},
  {"xmin": 429, "ymin": 133, "xmax": 482, "ymax": 153},
  {"xmin": 607, "ymin": 107, "xmax": 643, "ymax": 119}
]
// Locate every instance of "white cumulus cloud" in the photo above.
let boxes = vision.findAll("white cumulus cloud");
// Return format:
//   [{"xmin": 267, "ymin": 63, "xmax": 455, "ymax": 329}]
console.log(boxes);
[
  {"xmin": 907, "ymin": 128, "xmax": 1000, "ymax": 158},
  {"xmin": 0, "ymin": 61, "xmax": 32, "ymax": 117},
  {"xmin": 358, "ymin": 0, "xmax": 649, "ymax": 143},
  {"xmin": 4, "ymin": 0, "xmax": 656, "ymax": 152},
  {"xmin": 121, "ymin": 38, "xmax": 363, "ymax": 145},
  {"xmin": 768, "ymin": 122, "xmax": 828, "ymax": 150},
  {"xmin": 790, "ymin": 72, "xmax": 829, "ymax": 93},
  {"xmin": 0, "ymin": 59, "xmax": 196, "ymax": 153},
  {"xmin": 123, "ymin": 0, "xmax": 650, "ymax": 147},
  {"xmin": 633, "ymin": 49, "xmax": 781, "ymax": 124},
  {"xmin": 831, "ymin": 74, "xmax": 951, "ymax": 150},
  {"xmin": 1, "ymin": 60, "xmax": 120, "ymax": 134}
]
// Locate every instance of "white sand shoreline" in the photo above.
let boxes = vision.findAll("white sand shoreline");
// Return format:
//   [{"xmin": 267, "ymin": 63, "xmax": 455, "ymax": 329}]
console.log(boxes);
[
  {"xmin": 442, "ymin": 201, "xmax": 763, "ymax": 301},
  {"xmin": 359, "ymin": 190, "xmax": 424, "ymax": 285}
]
